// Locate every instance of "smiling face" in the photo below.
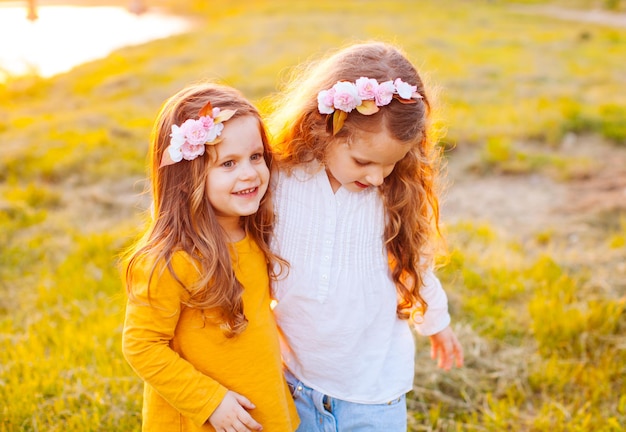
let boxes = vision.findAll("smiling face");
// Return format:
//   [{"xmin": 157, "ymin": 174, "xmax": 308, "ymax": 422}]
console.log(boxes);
[
  {"xmin": 206, "ymin": 115, "xmax": 270, "ymax": 238},
  {"xmin": 324, "ymin": 128, "xmax": 410, "ymax": 193}
]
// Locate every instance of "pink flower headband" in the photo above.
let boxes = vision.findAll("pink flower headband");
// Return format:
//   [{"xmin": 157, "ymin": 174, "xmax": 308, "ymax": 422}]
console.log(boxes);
[
  {"xmin": 317, "ymin": 77, "xmax": 423, "ymax": 135},
  {"xmin": 160, "ymin": 101, "xmax": 237, "ymax": 167}
]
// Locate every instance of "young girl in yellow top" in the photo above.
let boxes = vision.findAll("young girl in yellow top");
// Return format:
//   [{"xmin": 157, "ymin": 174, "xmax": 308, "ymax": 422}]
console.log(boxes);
[
  {"xmin": 122, "ymin": 82, "xmax": 299, "ymax": 432},
  {"xmin": 267, "ymin": 41, "xmax": 463, "ymax": 431}
]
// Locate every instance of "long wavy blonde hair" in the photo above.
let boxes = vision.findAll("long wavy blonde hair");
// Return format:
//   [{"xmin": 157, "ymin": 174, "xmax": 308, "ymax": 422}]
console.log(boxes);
[
  {"xmin": 125, "ymin": 82, "xmax": 283, "ymax": 337},
  {"xmin": 266, "ymin": 41, "xmax": 444, "ymax": 319}
]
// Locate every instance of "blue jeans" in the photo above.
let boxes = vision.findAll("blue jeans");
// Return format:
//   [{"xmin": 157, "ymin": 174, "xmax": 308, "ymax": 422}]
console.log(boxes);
[{"xmin": 284, "ymin": 369, "xmax": 407, "ymax": 432}]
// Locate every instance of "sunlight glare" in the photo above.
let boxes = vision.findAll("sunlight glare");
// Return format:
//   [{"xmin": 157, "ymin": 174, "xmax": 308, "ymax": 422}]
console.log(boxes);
[{"xmin": 0, "ymin": 5, "xmax": 191, "ymax": 80}]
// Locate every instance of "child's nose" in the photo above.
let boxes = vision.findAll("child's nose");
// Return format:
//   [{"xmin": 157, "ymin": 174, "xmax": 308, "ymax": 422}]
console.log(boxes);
[
  {"xmin": 365, "ymin": 166, "xmax": 384, "ymax": 186},
  {"xmin": 239, "ymin": 161, "xmax": 258, "ymax": 179}
]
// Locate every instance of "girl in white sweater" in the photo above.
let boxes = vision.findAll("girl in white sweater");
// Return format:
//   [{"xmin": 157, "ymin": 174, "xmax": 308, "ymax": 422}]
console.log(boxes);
[{"xmin": 267, "ymin": 41, "xmax": 464, "ymax": 431}]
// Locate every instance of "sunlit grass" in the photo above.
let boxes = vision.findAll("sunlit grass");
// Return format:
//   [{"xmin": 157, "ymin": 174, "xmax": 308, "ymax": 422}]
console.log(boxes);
[
  {"xmin": 426, "ymin": 222, "xmax": 626, "ymax": 430},
  {"xmin": 0, "ymin": 233, "xmax": 141, "ymax": 431},
  {"xmin": 1, "ymin": 0, "xmax": 625, "ymax": 430}
]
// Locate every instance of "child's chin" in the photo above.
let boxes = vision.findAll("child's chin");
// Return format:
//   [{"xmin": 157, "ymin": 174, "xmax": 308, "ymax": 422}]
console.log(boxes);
[{"xmin": 238, "ymin": 206, "xmax": 262, "ymax": 216}]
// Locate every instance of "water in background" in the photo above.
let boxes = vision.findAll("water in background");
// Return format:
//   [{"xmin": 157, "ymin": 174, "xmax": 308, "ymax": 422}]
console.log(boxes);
[{"xmin": 0, "ymin": 3, "xmax": 192, "ymax": 81}]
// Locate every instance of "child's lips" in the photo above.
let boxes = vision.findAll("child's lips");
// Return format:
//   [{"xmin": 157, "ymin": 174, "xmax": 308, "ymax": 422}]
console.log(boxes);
[{"xmin": 355, "ymin": 181, "xmax": 369, "ymax": 189}]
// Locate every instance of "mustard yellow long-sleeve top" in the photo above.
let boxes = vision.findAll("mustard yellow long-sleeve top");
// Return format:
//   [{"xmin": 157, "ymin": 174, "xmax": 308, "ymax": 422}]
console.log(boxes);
[{"xmin": 122, "ymin": 235, "xmax": 299, "ymax": 431}]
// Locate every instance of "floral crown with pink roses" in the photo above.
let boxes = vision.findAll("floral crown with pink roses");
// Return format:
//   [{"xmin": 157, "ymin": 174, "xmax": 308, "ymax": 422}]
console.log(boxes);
[
  {"xmin": 317, "ymin": 77, "xmax": 423, "ymax": 135},
  {"xmin": 159, "ymin": 101, "xmax": 237, "ymax": 167}
]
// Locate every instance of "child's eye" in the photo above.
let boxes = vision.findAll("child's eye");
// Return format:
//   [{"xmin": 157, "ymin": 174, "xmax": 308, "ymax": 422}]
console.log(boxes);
[
  {"xmin": 354, "ymin": 159, "xmax": 369, "ymax": 166},
  {"xmin": 222, "ymin": 160, "xmax": 234, "ymax": 168},
  {"xmin": 250, "ymin": 153, "xmax": 264, "ymax": 162}
]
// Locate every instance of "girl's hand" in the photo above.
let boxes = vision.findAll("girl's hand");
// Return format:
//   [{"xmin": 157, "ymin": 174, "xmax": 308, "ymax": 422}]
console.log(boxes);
[
  {"xmin": 208, "ymin": 391, "xmax": 263, "ymax": 432},
  {"xmin": 429, "ymin": 326, "xmax": 464, "ymax": 371}
]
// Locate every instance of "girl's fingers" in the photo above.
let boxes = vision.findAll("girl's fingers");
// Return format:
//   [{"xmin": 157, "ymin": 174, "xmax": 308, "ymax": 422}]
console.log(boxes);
[
  {"xmin": 231, "ymin": 419, "xmax": 254, "ymax": 432},
  {"xmin": 234, "ymin": 393, "xmax": 256, "ymax": 410},
  {"xmin": 237, "ymin": 408, "xmax": 262, "ymax": 431},
  {"xmin": 240, "ymin": 414, "xmax": 262, "ymax": 431}
]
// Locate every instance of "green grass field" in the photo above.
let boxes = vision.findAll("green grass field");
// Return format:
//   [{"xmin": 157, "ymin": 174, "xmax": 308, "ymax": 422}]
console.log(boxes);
[{"xmin": 1, "ymin": 0, "xmax": 625, "ymax": 430}]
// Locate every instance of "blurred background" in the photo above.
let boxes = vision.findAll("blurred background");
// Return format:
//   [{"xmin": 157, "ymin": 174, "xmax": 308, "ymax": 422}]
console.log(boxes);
[{"xmin": 1, "ymin": 0, "xmax": 625, "ymax": 430}]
